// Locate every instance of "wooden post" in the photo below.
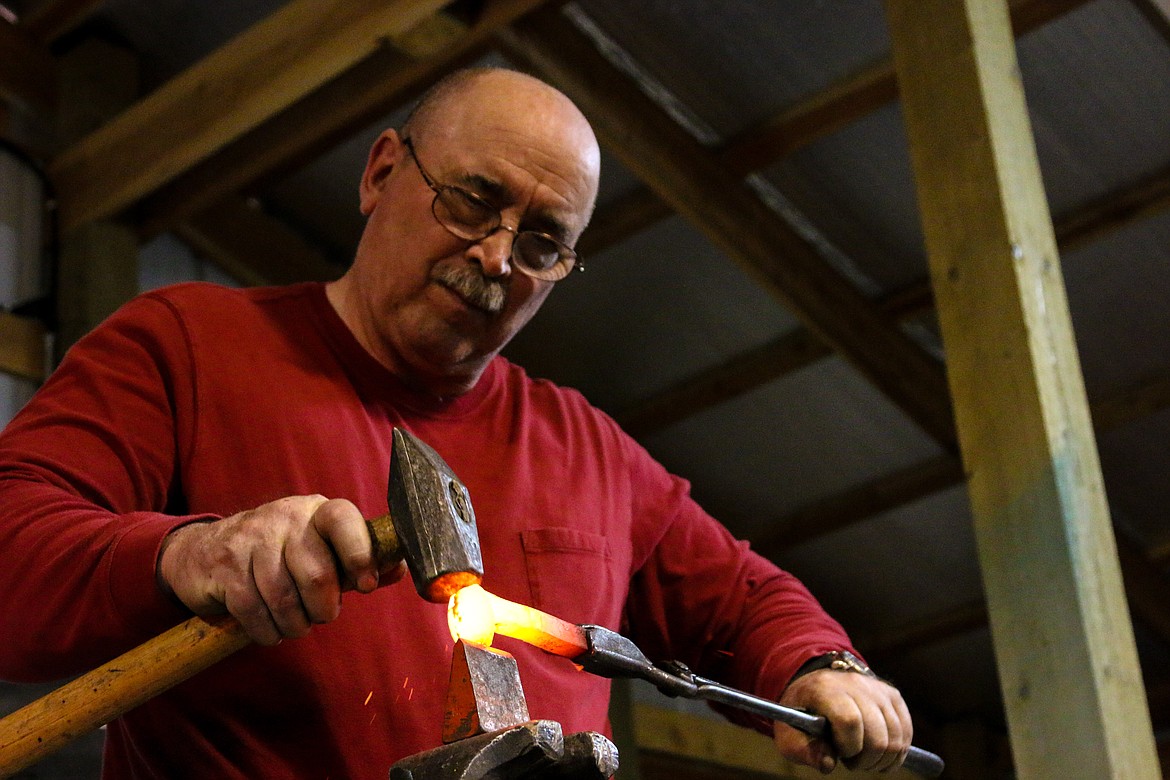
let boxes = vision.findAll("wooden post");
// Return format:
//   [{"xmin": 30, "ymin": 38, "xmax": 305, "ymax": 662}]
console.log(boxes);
[
  {"xmin": 53, "ymin": 38, "xmax": 140, "ymax": 358},
  {"xmin": 884, "ymin": 1, "xmax": 1160, "ymax": 777}
]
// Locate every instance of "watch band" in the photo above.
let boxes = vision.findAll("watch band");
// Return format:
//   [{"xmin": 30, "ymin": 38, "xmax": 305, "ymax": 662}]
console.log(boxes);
[{"xmin": 793, "ymin": 650, "xmax": 877, "ymax": 680}]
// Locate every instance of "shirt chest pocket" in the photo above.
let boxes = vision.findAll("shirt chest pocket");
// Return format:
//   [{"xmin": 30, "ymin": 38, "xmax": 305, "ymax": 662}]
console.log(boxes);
[{"xmin": 520, "ymin": 527, "xmax": 629, "ymax": 630}]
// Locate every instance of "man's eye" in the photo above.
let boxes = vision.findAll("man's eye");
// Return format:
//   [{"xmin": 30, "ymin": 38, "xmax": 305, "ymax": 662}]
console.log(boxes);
[
  {"xmin": 440, "ymin": 188, "xmax": 494, "ymax": 226},
  {"xmin": 517, "ymin": 234, "xmax": 562, "ymax": 270}
]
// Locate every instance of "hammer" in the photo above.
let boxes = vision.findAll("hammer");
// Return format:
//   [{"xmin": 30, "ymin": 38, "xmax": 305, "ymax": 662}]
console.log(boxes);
[{"xmin": 0, "ymin": 428, "xmax": 482, "ymax": 777}]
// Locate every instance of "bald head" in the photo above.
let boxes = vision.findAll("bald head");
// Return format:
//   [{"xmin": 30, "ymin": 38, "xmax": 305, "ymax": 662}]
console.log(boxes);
[{"xmin": 403, "ymin": 68, "xmax": 601, "ymax": 229}]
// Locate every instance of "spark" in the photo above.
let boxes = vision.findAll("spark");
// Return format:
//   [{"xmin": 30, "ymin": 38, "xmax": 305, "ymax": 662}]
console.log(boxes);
[{"xmin": 363, "ymin": 691, "xmax": 373, "ymax": 706}]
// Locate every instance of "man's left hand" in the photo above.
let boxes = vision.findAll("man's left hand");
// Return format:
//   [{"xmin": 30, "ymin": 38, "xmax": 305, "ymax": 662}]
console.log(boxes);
[{"xmin": 772, "ymin": 669, "xmax": 912, "ymax": 774}]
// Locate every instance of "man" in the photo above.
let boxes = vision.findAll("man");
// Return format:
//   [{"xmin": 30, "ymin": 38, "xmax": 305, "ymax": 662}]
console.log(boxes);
[{"xmin": 0, "ymin": 68, "xmax": 911, "ymax": 777}]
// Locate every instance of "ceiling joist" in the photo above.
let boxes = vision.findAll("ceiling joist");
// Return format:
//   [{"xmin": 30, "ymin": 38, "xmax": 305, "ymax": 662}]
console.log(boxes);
[
  {"xmin": 16, "ymin": 0, "xmax": 105, "ymax": 43},
  {"xmin": 0, "ymin": 18, "xmax": 56, "ymax": 121},
  {"xmin": 498, "ymin": 7, "xmax": 958, "ymax": 449},
  {"xmin": 173, "ymin": 196, "xmax": 342, "ymax": 287},
  {"xmin": 49, "ymin": 0, "xmax": 453, "ymax": 233},
  {"xmin": 135, "ymin": 0, "xmax": 560, "ymax": 239},
  {"xmin": 0, "ymin": 311, "xmax": 46, "ymax": 382},
  {"xmin": 758, "ymin": 368, "xmax": 1170, "ymax": 556},
  {"xmin": 581, "ymin": 0, "xmax": 1095, "ymax": 261}
]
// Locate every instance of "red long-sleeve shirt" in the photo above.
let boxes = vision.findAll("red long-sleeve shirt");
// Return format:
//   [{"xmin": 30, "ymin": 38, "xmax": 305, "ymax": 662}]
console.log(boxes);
[{"xmin": 0, "ymin": 282, "xmax": 853, "ymax": 779}]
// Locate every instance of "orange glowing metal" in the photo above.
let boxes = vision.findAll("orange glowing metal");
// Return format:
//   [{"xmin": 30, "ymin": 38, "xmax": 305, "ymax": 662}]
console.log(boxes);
[{"xmin": 447, "ymin": 585, "xmax": 588, "ymax": 658}]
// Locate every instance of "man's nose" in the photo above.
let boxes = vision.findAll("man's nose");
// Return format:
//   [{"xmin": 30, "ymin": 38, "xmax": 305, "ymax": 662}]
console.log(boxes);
[{"xmin": 471, "ymin": 225, "xmax": 517, "ymax": 278}]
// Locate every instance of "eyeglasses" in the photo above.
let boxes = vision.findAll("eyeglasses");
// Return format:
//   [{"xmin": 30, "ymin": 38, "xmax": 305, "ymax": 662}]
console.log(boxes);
[{"xmin": 401, "ymin": 137, "xmax": 583, "ymax": 282}]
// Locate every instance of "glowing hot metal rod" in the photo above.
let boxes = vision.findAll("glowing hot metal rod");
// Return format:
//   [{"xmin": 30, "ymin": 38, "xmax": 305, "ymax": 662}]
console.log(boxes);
[
  {"xmin": 446, "ymin": 585, "xmax": 945, "ymax": 779},
  {"xmin": 447, "ymin": 584, "xmax": 587, "ymax": 658}
]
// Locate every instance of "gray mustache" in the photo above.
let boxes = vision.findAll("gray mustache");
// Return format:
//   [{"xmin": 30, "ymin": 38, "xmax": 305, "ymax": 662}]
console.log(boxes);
[{"xmin": 433, "ymin": 264, "xmax": 507, "ymax": 314}]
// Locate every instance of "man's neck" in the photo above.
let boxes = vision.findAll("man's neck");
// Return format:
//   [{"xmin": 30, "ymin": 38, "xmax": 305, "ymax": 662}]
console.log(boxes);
[{"xmin": 324, "ymin": 279, "xmax": 488, "ymax": 399}]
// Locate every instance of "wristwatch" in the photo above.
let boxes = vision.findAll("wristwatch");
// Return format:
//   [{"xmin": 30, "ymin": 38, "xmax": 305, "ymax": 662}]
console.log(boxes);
[{"xmin": 794, "ymin": 650, "xmax": 877, "ymax": 679}]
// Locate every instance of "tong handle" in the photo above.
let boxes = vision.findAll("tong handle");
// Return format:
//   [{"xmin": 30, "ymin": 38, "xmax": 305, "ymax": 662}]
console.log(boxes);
[{"xmin": 691, "ymin": 673, "xmax": 944, "ymax": 778}]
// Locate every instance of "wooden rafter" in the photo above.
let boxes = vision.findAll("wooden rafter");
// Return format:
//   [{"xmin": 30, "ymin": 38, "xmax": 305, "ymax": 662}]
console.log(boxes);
[
  {"xmin": 861, "ymin": 599, "xmax": 989, "ymax": 663},
  {"xmin": 861, "ymin": 533, "xmax": 1170, "ymax": 654},
  {"xmin": 757, "ymin": 369, "xmax": 1170, "ymax": 554},
  {"xmin": 615, "ymin": 281, "xmax": 930, "ymax": 437},
  {"xmin": 0, "ymin": 18, "xmax": 56, "ymax": 120},
  {"xmin": 1127, "ymin": 0, "xmax": 1170, "ymax": 44},
  {"xmin": 753, "ymin": 456, "xmax": 964, "ymax": 556},
  {"xmin": 615, "ymin": 168, "xmax": 1170, "ymax": 438},
  {"xmin": 172, "ymin": 197, "xmax": 342, "ymax": 287},
  {"xmin": 578, "ymin": 0, "xmax": 1095, "ymax": 263},
  {"xmin": 48, "ymin": 0, "xmax": 453, "ymax": 233},
  {"xmin": 498, "ymin": 7, "xmax": 958, "ymax": 449},
  {"xmin": 17, "ymin": 0, "xmax": 105, "ymax": 42},
  {"xmin": 134, "ymin": 0, "xmax": 559, "ymax": 239},
  {"xmin": 1055, "ymin": 162, "xmax": 1170, "ymax": 253},
  {"xmin": 0, "ymin": 312, "xmax": 46, "ymax": 382}
]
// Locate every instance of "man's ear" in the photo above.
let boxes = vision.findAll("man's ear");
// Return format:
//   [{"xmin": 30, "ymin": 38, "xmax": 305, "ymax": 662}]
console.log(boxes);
[{"xmin": 359, "ymin": 129, "xmax": 404, "ymax": 216}]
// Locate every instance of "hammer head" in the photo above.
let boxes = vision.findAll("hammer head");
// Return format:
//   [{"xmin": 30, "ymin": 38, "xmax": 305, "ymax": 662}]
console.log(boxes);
[{"xmin": 388, "ymin": 428, "xmax": 484, "ymax": 602}]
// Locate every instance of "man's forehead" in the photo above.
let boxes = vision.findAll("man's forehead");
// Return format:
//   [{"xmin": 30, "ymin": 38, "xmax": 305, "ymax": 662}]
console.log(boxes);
[
  {"xmin": 413, "ymin": 75, "xmax": 599, "ymax": 227},
  {"xmin": 429, "ymin": 135, "xmax": 592, "ymax": 230}
]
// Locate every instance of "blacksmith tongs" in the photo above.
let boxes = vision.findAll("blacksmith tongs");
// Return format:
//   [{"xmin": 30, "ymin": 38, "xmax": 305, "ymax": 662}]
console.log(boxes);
[{"xmin": 572, "ymin": 624, "xmax": 945, "ymax": 778}]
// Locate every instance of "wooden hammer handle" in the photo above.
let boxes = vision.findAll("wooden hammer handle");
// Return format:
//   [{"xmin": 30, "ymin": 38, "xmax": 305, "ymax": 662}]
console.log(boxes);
[
  {"xmin": 0, "ymin": 613, "xmax": 249, "ymax": 777},
  {"xmin": 0, "ymin": 515, "xmax": 403, "ymax": 777}
]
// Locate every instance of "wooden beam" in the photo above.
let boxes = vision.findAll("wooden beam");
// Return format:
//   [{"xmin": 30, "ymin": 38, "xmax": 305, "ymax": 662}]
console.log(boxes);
[
  {"xmin": 725, "ymin": 0, "xmax": 1092, "ymax": 179},
  {"xmin": 754, "ymin": 455, "xmax": 964, "ymax": 557},
  {"xmin": 0, "ymin": 312, "xmax": 46, "ymax": 382},
  {"xmin": 613, "ymin": 164, "xmax": 1170, "ymax": 442},
  {"xmin": 862, "ymin": 531, "xmax": 1170, "ymax": 661},
  {"xmin": 136, "ymin": 0, "xmax": 558, "ymax": 239},
  {"xmin": 48, "ymin": 0, "xmax": 452, "ymax": 233},
  {"xmin": 859, "ymin": 539, "xmax": 1170, "ymax": 725},
  {"xmin": 172, "ymin": 197, "xmax": 343, "ymax": 287},
  {"xmin": 722, "ymin": 59, "xmax": 897, "ymax": 178},
  {"xmin": 53, "ymin": 39, "xmax": 139, "ymax": 357},
  {"xmin": 499, "ymin": 7, "xmax": 958, "ymax": 449},
  {"xmin": 757, "ymin": 369, "xmax": 1170, "ymax": 556},
  {"xmin": 617, "ymin": 328, "xmax": 828, "ymax": 439},
  {"xmin": 575, "ymin": 184, "xmax": 670, "ymax": 259},
  {"xmin": 17, "ymin": 0, "xmax": 104, "ymax": 42},
  {"xmin": 0, "ymin": 19, "xmax": 56, "ymax": 120},
  {"xmin": 861, "ymin": 599, "xmax": 989, "ymax": 663},
  {"xmin": 1054, "ymin": 163, "xmax": 1170, "ymax": 253},
  {"xmin": 888, "ymin": 0, "xmax": 1158, "ymax": 776},
  {"xmin": 757, "ymin": 372, "xmax": 1170, "ymax": 671},
  {"xmin": 55, "ymin": 221, "xmax": 138, "ymax": 356},
  {"xmin": 580, "ymin": 0, "xmax": 1093, "ymax": 262},
  {"xmin": 1126, "ymin": 0, "xmax": 1170, "ymax": 46}
]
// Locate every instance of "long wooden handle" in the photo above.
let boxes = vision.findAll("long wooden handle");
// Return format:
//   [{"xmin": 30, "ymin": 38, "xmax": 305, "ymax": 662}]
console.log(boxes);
[
  {"xmin": 0, "ymin": 613, "xmax": 250, "ymax": 777},
  {"xmin": 0, "ymin": 516, "xmax": 404, "ymax": 777},
  {"xmin": 0, "ymin": 516, "xmax": 409, "ymax": 777}
]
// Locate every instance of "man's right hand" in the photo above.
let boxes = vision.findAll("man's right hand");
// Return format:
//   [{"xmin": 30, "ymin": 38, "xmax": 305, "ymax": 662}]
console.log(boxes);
[{"xmin": 156, "ymin": 495, "xmax": 403, "ymax": 645}]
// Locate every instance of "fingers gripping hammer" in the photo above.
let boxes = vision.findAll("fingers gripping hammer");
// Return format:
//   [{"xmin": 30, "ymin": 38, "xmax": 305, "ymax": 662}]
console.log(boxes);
[{"xmin": 0, "ymin": 428, "xmax": 483, "ymax": 777}]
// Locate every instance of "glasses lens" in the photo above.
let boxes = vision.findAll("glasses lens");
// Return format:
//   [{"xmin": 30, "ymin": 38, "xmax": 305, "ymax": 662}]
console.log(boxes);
[
  {"xmin": 434, "ymin": 186, "xmax": 497, "ymax": 239},
  {"xmin": 514, "ymin": 232, "xmax": 574, "ymax": 281}
]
